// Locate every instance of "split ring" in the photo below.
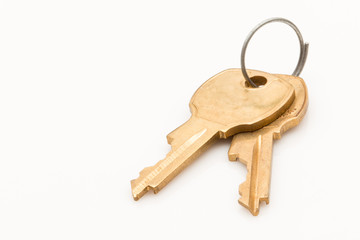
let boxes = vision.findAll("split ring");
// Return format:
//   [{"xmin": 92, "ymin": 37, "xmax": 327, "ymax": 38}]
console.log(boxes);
[{"xmin": 241, "ymin": 17, "xmax": 309, "ymax": 88}]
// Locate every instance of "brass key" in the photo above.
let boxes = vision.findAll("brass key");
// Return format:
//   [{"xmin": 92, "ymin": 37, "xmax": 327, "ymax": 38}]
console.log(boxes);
[
  {"xmin": 131, "ymin": 69, "xmax": 295, "ymax": 200},
  {"xmin": 228, "ymin": 74, "xmax": 308, "ymax": 216}
]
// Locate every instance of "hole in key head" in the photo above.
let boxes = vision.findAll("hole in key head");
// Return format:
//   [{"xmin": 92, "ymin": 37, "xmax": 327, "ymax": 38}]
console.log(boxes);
[{"xmin": 245, "ymin": 76, "xmax": 267, "ymax": 88}]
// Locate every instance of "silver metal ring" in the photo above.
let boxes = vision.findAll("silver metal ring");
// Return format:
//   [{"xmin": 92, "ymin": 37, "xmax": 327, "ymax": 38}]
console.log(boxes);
[{"xmin": 241, "ymin": 17, "xmax": 309, "ymax": 88}]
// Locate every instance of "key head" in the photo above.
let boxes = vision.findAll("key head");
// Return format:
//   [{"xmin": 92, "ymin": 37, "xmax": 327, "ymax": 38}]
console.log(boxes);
[
  {"xmin": 268, "ymin": 74, "xmax": 309, "ymax": 139},
  {"xmin": 189, "ymin": 69, "xmax": 295, "ymax": 137}
]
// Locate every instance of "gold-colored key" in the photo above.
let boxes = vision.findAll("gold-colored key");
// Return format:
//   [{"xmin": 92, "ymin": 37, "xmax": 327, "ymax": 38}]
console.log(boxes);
[
  {"xmin": 228, "ymin": 74, "xmax": 308, "ymax": 216},
  {"xmin": 131, "ymin": 69, "xmax": 296, "ymax": 200}
]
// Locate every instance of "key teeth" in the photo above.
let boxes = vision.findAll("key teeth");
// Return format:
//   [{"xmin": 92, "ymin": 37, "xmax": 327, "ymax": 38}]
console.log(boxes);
[
  {"xmin": 166, "ymin": 134, "xmax": 183, "ymax": 152},
  {"xmin": 167, "ymin": 133, "xmax": 179, "ymax": 147},
  {"xmin": 228, "ymin": 153, "xmax": 238, "ymax": 162},
  {"xmin": 130, "ymin": 142, "xmax": 178, "ymax": 202},
  {"xmin": 131, "ymin": 177, "xmax": 160, "ymax": 201},
  {"xmin": 238, "ymin": 193, "xmax": 269, "ymax": 216},
  {"xmin": 131, "ymin": 166, "xmax": 155, "ymax": 201},
  {"xmin": 262, "ymin": 197, "xmax": 270, "ymax": 205},
  {"xmin": 236, "ymin": 158, "xmax": 265, "ymax": 217},
  {"xmin": 238, "ymin": 160, "xmax": 269, "ymax": 216},
  {"xmin": 238, "ymin": 198, "xmax": 269, "ymax": 216},
  {"xmin": 238, "ymin": 198, "xmax": 259, "ymax": 216},
  {"xmin": 166, "ymin": 135, "xmax": 173, "ymax": 145},
  {"xmin": 137, "ymin": 166, "xmax": 151, "ymax": 176},
  {"xmin": 131, "ymin": 179, "xmax": 144, "ymax": 201},
  {"xmin": 238, "ymin": 182, "xmax": 247, "ymax": 196}
]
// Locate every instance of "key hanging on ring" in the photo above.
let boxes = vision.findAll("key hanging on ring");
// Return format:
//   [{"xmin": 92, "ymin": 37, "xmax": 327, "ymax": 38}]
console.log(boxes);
[
  {"xmin": 230, "ymin": 17, "xmax": 309, "ymax": 216},
  {"xmin": 130, "ymin": 17, "xmax": 309, "ymax": 216}
]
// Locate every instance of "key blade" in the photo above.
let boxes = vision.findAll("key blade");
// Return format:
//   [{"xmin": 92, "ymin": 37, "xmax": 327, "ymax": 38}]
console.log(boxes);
[
  {"xmin": 131, "ymin": 117, "xmax": 219, "ymax": 200},
  {"xmin": 131, "ymin": 167, "xmax": 153, "ymax": 200},
  {"xmin": 229, "ymin": 132, "xmax": 273, "ymax": 216}
]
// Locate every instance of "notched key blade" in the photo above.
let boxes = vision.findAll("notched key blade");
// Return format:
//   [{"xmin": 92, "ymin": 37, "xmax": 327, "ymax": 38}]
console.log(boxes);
[
  {"xmin": 131, "ymin": 166, "xmax": 156, "ymax": 200},
  {"xmin": 131, "ymin": 118, "xmax": 219, "ymax": 201},
  {"xmin": 229, "ymin": 133, "xmax": 273, "ymax": 216}
]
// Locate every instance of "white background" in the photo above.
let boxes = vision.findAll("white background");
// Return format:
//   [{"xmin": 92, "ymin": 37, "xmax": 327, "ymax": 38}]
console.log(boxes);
[{"xmin": 0, "ymin": 0, "xmax": 359, "ymax": 239}]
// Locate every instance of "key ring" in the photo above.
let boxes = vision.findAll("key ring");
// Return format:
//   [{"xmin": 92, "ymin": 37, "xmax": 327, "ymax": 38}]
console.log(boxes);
[{"xmin": 241, "ymin": 17, "xmax": 309, "ymax": 88}]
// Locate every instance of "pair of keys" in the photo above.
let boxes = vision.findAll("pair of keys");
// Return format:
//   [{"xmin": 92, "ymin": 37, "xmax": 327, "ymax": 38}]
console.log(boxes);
[{"xmin": 130, "ymin": 18, "xmax": 309, "ymax": 216}]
